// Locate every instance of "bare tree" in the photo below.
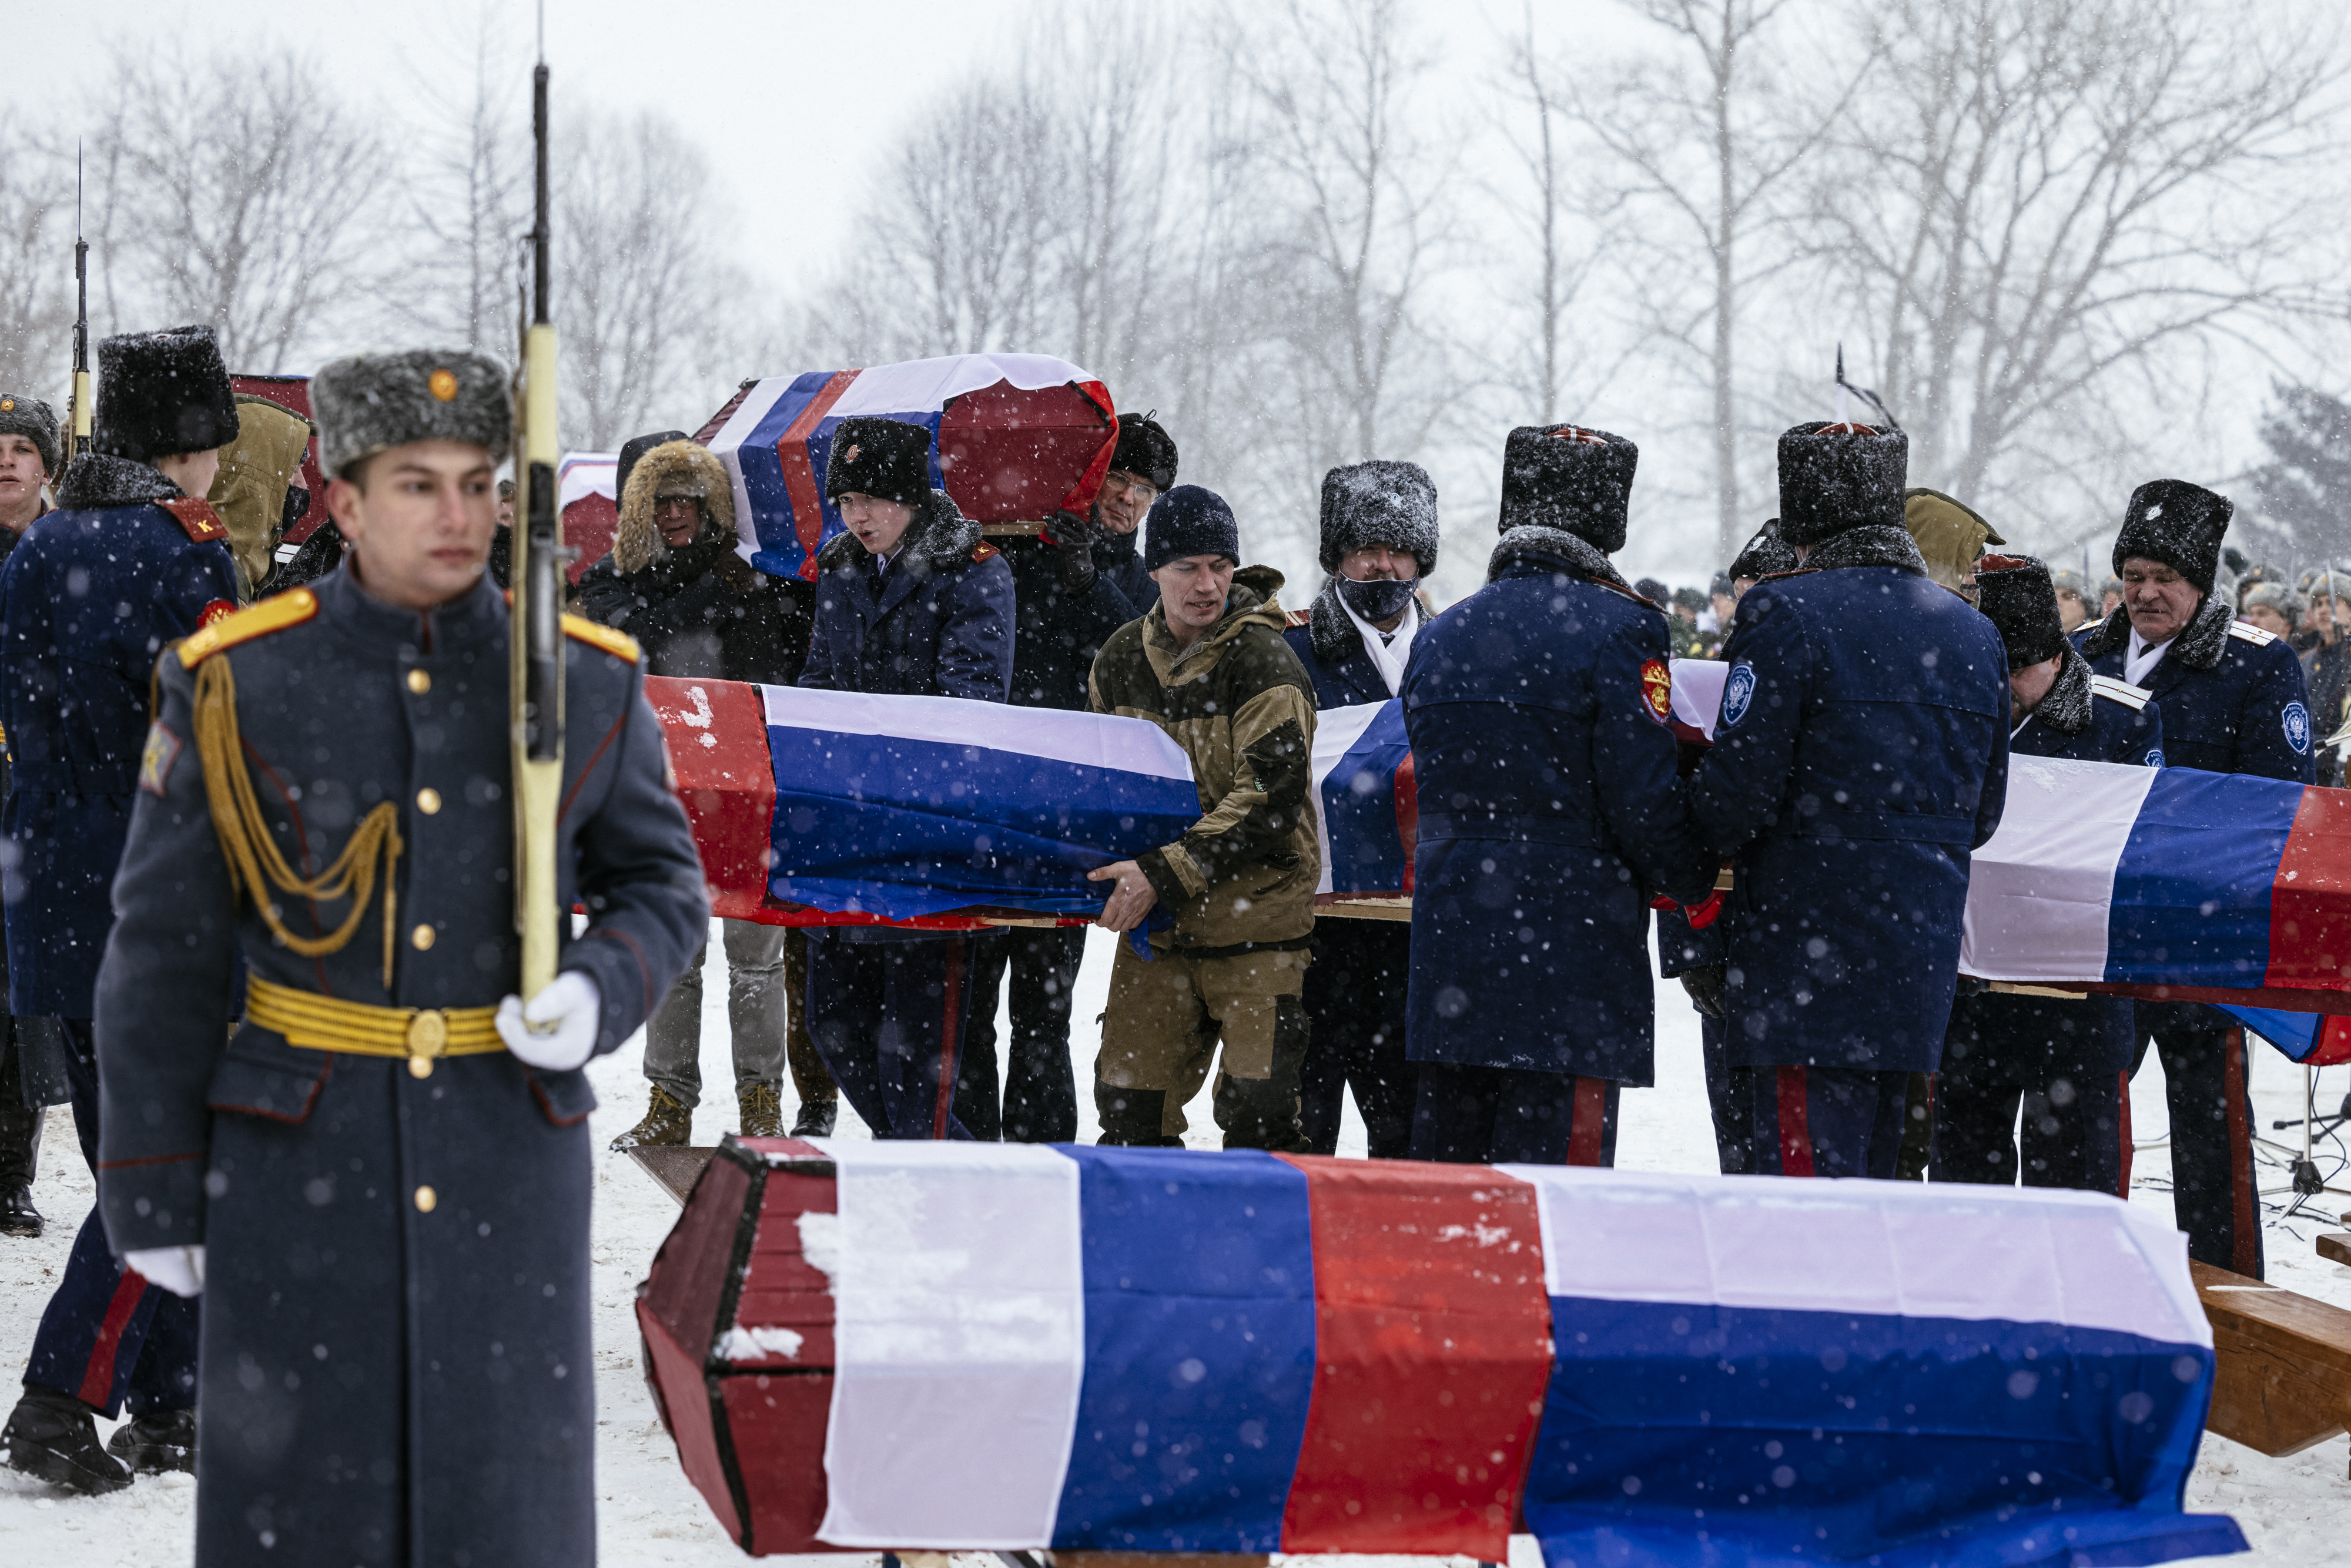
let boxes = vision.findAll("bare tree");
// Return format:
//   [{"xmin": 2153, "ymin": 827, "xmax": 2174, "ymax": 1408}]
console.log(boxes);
[
  {"xmin": 557, "ymin": 110, "xmax": 752, "ymax": 448},
  {"xmin": 89, "ymin": 48, "xmax": 387, "ymax": 371},
  {"xmin": 400, "ymin": 6, "xmax": 532, "ymax": 353},
  {"xmin": 1492, "ymin": 5, "xmax": 1610, "ymax": 425},
  {"xmin": 0, "ymin": 124, "xmax": 72, "ymax": 403},
  {"xmin": 1564, "ymin": 1, "xmax": 1866, "ymax": 564},
  {"xmin": 1808, "ymin": 0, "xmax": 2346, "ymax": 541}
]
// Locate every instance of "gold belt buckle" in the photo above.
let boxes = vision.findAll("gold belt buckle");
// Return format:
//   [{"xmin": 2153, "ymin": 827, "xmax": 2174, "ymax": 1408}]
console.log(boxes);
[{"xmin": 406, "ymin": 1010, "xmax": 450, "ymax": 1078}]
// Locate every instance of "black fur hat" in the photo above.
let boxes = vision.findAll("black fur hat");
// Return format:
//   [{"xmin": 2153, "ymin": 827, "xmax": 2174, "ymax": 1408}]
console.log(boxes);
[
  {"xmin": 1111, "ymin": 413, "xmax": 1178, "ymax": 493},
  {"xmin": 1727, "ymin": 519, "xmax": 1796, "ymax": 581},
  {"xmin": 93, "ymin": 325, "xmax": 239, "ymax": 463},
  {"xmin": 1498, "ymin": 424, "xmax": 1637, "ymax": 552},
  {"xmin": 2113, "ymin": 479, "xmax": 2232, "ymax": 595},
  {"xmin": 617, "ymin": 428, "xmax": 689, "ymax": 507},
  {"xmin": 312, "ymin": 349, "xmax": 511, "ymax": 479},
  {"xmin": 824, "ymin": 417, "xmax": 933, "ymax": 507},
  {"xmin": 1776, "ymin": 422, "xmax": 1908, "ymax": 545},
  {"xmin": 1975, "ymin": 554, "xmax": 2069, "ymax": 670},
  {"xmin": 0, "ymin": 394, "xmax": 59, "ymax": 477},
  {"xmin": 1319, "ymin": 460, "xmax": 1438, "ymax": 577}
]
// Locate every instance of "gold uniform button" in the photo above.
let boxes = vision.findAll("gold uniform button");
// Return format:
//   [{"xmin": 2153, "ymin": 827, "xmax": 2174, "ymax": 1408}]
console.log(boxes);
[
  {"xmin": 407, "ymin": 669, "xmax": 431, "ymax": 695},
  {"xmin": 414, "ymin": 1185, "xmax": 437, "ymax": 1213},
  {"xmin": 416, "ymin": 788, "xmax": 441, "ymax": 815},
  {"xmin": 411, "ymin": 923, "xmax": 436, "ymax": 951}
]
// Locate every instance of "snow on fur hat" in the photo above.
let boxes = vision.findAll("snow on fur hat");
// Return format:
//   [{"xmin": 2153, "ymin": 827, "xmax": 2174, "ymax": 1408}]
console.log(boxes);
[
  {"xmin": 93, "ymin": 324, "xmax": 239, "ymax": 463},
  {"xmin": 2113, "ymin": 478, "xmax": 2232, "ymax": 596},
  {"xmin": 823, "ymin": 417, "xmax": 932, "ymax": 508},
  {"xmin": 1319, "ymin": 459, "xmax": 1438, "ymax": 577},
  {"xmin": 614, "ymin": 439, "xmax": 735, "ymax": 574},
  {"xmin": 312, "ymin": 349, "xmax": 510, "ymax": 479},
  {"xmin": 1728, "ymin": 519, "xmax": 1796, "ymax": 581},
  {"xmin": 1498, "ymin": 424, "xmax": 1637, "ymax": 552},
  {"xmin": 1974, "ymin": 554, "xmax": 2069, "ymax": 671},
  {"xmin": 1143, "ymin": 484, "xmax": 1240, "ymax": 572},
  {"xmin": 1111, "ymin": 413, "xmax": 1178, "ymax": 494},
  {"xmin": 0, "ymin": 393, "xmax": 59, "ymax": 477},
  {"xmin": 1776, "ymin": 422, "xmax": 1908, "ymax": 545}
]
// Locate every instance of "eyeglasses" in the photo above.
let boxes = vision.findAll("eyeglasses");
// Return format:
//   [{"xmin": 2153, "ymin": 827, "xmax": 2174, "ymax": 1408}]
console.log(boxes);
[
  {"xmin": 655, "ymin": 495, "xmax": 701, "ymax": 514},
  {"xmin": 1105, "ymin": 474, "xmax": 1158, "ymax": 503}
]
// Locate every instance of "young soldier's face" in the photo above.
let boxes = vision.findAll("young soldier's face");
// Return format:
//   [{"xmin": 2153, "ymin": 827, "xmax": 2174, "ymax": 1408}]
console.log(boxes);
[
  {"xmin": 328, "ymin": 440, "xmax": 498, "ymax": 610},
  {"xmin": 836, "ymin": 492, "xmax": 914, "ymax": 557},
  {"xmin": 0, "ymin": 434, "xmax": 48, "ymax": 523}
]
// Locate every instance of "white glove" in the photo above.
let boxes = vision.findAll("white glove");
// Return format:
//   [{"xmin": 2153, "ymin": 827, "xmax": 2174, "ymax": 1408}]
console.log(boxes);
[
  {"xmin": 126, "ymin": 1245, "xmax": 205, "ymax": 1299},
  {"xmin": 496, "ymin": 971, "xmax": 602, "ymax": 1071}
]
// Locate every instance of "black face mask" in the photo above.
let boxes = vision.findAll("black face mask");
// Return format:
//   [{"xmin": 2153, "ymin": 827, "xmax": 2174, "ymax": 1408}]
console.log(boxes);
[
  {"xmin": 280, "ymin": 484, "xmax": 310, "ymax": 534},
  {"xmin": 1338, "ymin": 574, "xmax": 1418, "ymax": 624}
]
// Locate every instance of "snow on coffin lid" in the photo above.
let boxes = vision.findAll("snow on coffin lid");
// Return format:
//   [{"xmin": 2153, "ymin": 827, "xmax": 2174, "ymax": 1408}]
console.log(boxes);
[
  {"xmin": 635, "ymin": 1141, "xmax": 2243, "ymax": 1566},
  {"xmin": 702, "ymin": 354, "xmax": 1118, "ymax": 582}
]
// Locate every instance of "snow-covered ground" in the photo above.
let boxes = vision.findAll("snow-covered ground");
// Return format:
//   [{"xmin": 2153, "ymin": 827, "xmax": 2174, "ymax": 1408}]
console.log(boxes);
[{"xmin": 4, "ymin": 922, "xmax": 2345, "ymax": 1564}]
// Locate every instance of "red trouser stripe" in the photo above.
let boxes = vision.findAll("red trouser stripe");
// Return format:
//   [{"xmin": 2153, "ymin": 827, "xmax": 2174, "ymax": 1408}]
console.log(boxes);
[
  {"xmin": 931, "ymin": 942, "xmax": 966, "ymax": 1141},
  {"xmin": 75, "ymin": 1268, "xmax": 151, "ymax": 1409},
  {"xmin": 2116, "ymin": 1070, "xmax": 2134, "ymax": 1198},
  {"xmin": 2222, "ymin": 1028, "xmax": 2258, "ymax": 1276},
  {"xmin": 1776, "ymin": 1066, "xmax": 1816, "ymax": 1177},
  {"xmin": 1566, "ymin": 1075, "xmax": 1608, "ymax": 1167}
]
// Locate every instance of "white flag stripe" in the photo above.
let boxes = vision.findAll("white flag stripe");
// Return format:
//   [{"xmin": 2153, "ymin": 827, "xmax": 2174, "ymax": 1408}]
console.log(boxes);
[
  {"xmin": 1669, "ymin": 658, "xmax": 1728, "ymax": 738},
  {"xmin": 1960, "ymin": 756, "xmax": 2155, "ymax": 983},
  {"xmin": 813, "ymin": 1141, "xmax": 1086, "ymax": 1549},
  {"xmin": 761, "ymin": 684, "xmax": 1194, "ymax": 783},
  {"xmin": 1306, "ymin": 700, "xmax": 1391, "ymax": 896},
  {"xmin": 1503, "ymin": 1165, "xmax": 2208, "ymax": 1349}
]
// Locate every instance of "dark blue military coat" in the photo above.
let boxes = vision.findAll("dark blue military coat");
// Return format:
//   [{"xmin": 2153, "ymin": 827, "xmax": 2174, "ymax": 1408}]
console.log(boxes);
[
  {"xmin": 95, "ymin": 566, "xmax": 708, "ymax": 1567},
  {"xmin": 2075, "ymin": 598, "xmax": 2311, "ymax": 782},
  {"xmin": 1687, "ymin": 527, "xmax": 2010, "ymax": 1074},
  {"xmin": 1401, "ymin": 528, "xmax": 1714, "ymax": 1081},
  {"xmin": 1280, "ymin": 578, "xmax": 1427, "ymax": 709},
  {"xmin": 1, "ymin": 454, "xmax": 239, "ymax": 1018},
  {"xmin": 800, "ymin": 490, "xmax": 1014, "ymax": 702},
  {"xmin": 1945, "ymin": 656, "xmax": 2164, "ymax": 1083}
]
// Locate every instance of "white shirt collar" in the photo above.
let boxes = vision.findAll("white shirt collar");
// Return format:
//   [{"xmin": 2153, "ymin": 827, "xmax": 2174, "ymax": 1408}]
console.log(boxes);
[
  {"xmin": 2124, "ymin": 626, "xmax": 2171, "ymax": 686},
  {"xmin": 1338, "ymin": 586, "xmax": 1417, "ymax": 697}
]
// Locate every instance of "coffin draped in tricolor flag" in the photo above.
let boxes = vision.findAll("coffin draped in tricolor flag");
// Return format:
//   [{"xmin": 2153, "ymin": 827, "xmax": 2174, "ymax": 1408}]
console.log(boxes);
[
  {"xmin": 701, "ymin": 354, "xmax": 1118, "ymax": 580},
  {"xmin": 638, "ymin": 1138, "xmax": 2244, "ymax": 1566}
]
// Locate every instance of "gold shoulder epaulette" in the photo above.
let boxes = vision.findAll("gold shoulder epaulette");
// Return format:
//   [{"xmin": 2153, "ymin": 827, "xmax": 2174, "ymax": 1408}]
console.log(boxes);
[
  {"xmin": 2089, "ymin": 674, "xmax": 2152, "ymax": 711},
  {"xmin": 561, "ymin": 614, "xmax": 641, "ymax": 663},
  {"xmin": 177, "ymin": 587, "xmax": 318, "ymax": 668}
]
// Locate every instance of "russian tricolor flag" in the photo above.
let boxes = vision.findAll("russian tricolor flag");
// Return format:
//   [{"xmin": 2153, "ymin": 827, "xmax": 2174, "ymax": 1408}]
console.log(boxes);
[
  {"xmin": 761, "ymin": 686, "xmax": 1201, "ymax": 922},
  {"xmin": 793, "ymin": 1143, "xmax": 2240, "ymax": 1567},
  {"xmin": 1311, "ymin": 699, "xmax": 1415, "ymax": 900}
]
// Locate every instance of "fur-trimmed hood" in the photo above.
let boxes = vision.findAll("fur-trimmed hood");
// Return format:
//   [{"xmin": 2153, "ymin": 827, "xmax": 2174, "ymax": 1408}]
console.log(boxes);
[
  {"xmin": 2024, "ymin": 647, "xmax": 2096, "ymax": 735},
  {"xmin": 56, "ymin": 452, "xmax": 182, "ymax": 510},
  {"xmin": 815, "ymin": 488, "xmax": 982, "ymax": 578},
  {"xmin": 1304, "ymin": 574, "xmax": 1433, "ymax": 669},
  {"xmin": 2076, "ymin": 591, "xmax": 2233, "ymax": 674},
  {"xmin": 614, "ymin": 439, "xmax": 736, "ymax": 575},
  {"xmin": 1487, "ymin": 523, "xmax": 1646, "ymax": 601}
]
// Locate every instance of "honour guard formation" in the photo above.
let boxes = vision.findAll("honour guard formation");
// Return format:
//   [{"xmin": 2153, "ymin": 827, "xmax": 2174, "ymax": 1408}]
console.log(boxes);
[{"xmin": 4, "ymin": 22, "xmax": 2350, "ymax": 1568}]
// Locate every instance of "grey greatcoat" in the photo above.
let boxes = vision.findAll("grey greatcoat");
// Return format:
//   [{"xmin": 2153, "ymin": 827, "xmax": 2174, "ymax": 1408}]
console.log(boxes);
[{"xmin": 93, "ymin": 565, "xmax": 709, "ymax": 1566}]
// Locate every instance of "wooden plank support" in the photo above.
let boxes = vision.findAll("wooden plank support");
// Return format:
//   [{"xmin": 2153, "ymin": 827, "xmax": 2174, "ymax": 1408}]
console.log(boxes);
[
  {"xmin": 2320, "ymin": 1233, "xmax": 2351, "ymax": 1268},
  {"xmin": 2191, "ymin": 1259, "xmax": 2351, "ymax": 1475}
]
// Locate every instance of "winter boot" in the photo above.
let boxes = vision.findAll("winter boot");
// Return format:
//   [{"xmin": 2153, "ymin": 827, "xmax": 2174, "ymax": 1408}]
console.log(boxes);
[
  {"xmin": 609, "ymin": 1085, "xmax": 692, "ymax": 1151},
  {"xmin": 738, "ymin": 1083, "xmax": 785, "ymax": 1140},
  {"xmin": 106, "ymin": 1407, "xmax": 196, "ymax": 1475},
  {"xmin": 1, "ymin": 1385, "xmax": 130, "ymax": 1494},
  {"xmin": 789, "ymin": 1096, "xmax": 838, "ymax": 1138},
  {"xmin": 0, "ymin": 1054, "xmax": 41, "ymax": 1238},
  {"xmin": 1214, "ymin": 997, "xmax": 1313, "ymax": 1153},
  {"xmin": 1095, "ymin": 1083, "xmax": 1183, "ymax": 1147}
]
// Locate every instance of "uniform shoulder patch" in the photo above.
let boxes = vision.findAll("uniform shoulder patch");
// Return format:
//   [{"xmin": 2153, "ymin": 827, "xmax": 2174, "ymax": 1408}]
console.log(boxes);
[
  {"xmin": 158, "ymin": 496, "xmax": 229, "ymax": 544},
  {"xmin": 970, "ymin": 541, "xmax": 1001, "ymax": 565},
  {"xmin": 139, "ymin": 722, "xmax": 182, "ymax": 796},
  {"xmin": 561, "ymin": 613, "xmax": 642, "ymax": 664},
  {"xmin": 2228, "ymin": 619, "xmax": 2278, "ymax": 646},
  {"xmin": 176, "ymin": 587, "xmax": 319, "ymax": 668},
  {"xmin": 2089, "ymin": 674, "xmax": 2152, "ymax": 711},
  {"xmin": 1284, "ymin": 608, "xmax": 1311, "ymax": 628},
  {"xmin": 1640, "ymin": 658, "xmax": 1673, "ymax": 722}
]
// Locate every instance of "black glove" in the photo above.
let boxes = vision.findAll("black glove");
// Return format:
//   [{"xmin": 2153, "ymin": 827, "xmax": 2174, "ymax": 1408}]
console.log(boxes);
[
  {"xmin": 1050, "ymin": 508, "xmax": 1099, "ymax": 595},
  {"xmin": 1680, "ymin": 965, "xmax": 1726, "ymax": 1021}
]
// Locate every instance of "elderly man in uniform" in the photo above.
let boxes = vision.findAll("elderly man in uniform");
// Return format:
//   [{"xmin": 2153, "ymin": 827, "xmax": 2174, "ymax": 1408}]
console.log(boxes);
[
  {"xmin": 0, "ymin": 329, "xmax": 241, "ymax": 1491},
  {"xmin": 1688, "ymin": 422, "xmax": 2010, "ymax": 1180},
  {"xmin": 1403, "ymin": 426, "xmax": 1715, "ymax": 1165},
  {"xmin": 1280, "ymin": 459, "xmax": 1438, "ymax": 1158},
  {"xmin": 0, "ymin": 392, "xmax": 61, "ymax": 1239},
  {"xmin": 1934, "ymin": 555, "xmax": 2162, "ymax": 1193},
  {"xmin": 88, "ymin": 350, "xmax": 709, "ymax": 1561},
  {"xmin": 2077, "ymin": 480, "xmax": 2312, "ymax": 1277}
]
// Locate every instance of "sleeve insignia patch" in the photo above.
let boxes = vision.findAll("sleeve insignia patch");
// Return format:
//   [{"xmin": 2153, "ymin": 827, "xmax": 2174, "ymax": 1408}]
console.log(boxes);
[
  {"xmin": 140, "ymin": 722, "xmax": 182, "ymax": 797},
  {"xmin": 1640, "ymin": 658, "xmax": 1673, "ymax": 722}
]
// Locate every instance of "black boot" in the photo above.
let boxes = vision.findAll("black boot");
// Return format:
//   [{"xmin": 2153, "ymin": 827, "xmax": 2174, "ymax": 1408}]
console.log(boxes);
[
  {"xmin": 0, "ymin": 1038, "xmax": 42, "ymax": 1238},
  {"xmin": 789, "ymin": 1096, "xmax": 838, "ymax": 1138},
  {"xmin": 1215, "ymin": 999, "xmax": 1313, "ymax": 1152},
  {"xmin": 1, "ymin": 1385, "xmax": 130, "ymax": 1494},
  {"xmin": 0, "ymin": 1183, "xmax": 38, "ymax": 1238},
  {"xmin": 107, "ymin": 1407, "xmax": 196, "ymax": 1475},
  {"xmin": 1095, "ymin": 1084, "xmax": 1183, "ymax": 1147}
]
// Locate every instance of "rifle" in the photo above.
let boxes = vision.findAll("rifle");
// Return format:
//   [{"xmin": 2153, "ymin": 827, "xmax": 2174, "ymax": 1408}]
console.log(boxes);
[
  {"xmin": 66, "ymin": 142, "xmax": 90, "ymax": 464},
  {"xmin": 511, "ymin": 52, "xmax": 562, "ymax": 1000},
  {"xmin": 1834, "ymin": 342, "xmax": 1901, "ymax": 433}
]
